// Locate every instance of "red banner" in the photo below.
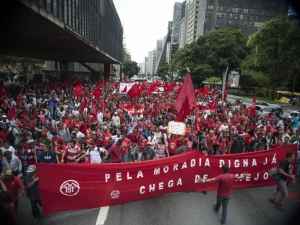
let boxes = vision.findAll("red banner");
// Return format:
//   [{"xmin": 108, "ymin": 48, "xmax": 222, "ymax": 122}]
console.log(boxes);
[{"xmin": 37, "ymin": 145, "xmax": 297, "ymax": 215}]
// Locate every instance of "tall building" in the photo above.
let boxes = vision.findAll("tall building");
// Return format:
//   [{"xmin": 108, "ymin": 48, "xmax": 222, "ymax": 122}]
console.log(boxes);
[
  {"xmin": 179, "ymin": 0, "xmax": 287, "ymax": 48},
  {"xmin": 144, "ymin": 57, "xmax": 150, "ymax": 76},
  {"xmin": 138, "ymin": 63, "xmax": 145, "ymax": 75},
  {"xmin": 179, "ymin": 16, "xmax": 187, "ymax": 49},
  {"xmin": 147, "ymin": 50, "xmax": 157, "ymax": 76},
  {"xmin": 166, "ymin": 42, "xmax": 172, "ymax": 64},
  {"xmin": 171, "ymin": 2, "xmax": 185, "ymax": 47},
  {"xmin": 185, "ymin": 0, "xmax": 200, "ymax": 44},
  {"xmin": 156, "ymin": 39, "xmax": 163, "ymax": 66},
  {"xmin": 202, "ymin": 0, "xmax": 288, "ymax": 36}
]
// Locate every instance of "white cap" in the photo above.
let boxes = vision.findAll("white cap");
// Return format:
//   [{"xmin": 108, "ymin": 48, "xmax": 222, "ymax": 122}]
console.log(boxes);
[{"xmin": 26, "ymin": 165, "xmax": 37, "ymax": 173}]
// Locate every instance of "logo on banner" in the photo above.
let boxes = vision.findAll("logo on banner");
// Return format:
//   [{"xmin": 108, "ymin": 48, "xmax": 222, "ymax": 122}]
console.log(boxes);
[
  {"xmin": 59, "ymin": 180, "xmax": 80, "ymax": 197},
  {"xmin": 110, "ymin": 190, "xmax": 120, "ymax": 199}
]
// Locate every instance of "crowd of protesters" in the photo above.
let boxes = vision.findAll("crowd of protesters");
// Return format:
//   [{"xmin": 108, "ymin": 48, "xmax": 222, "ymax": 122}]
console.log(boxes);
[{"xmin": 0, "ymin": 77, "xmax": 299, "ymax": 223}]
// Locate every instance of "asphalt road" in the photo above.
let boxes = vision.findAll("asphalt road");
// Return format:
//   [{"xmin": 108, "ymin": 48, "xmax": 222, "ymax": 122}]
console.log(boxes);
[
  {"xmin": 19, "ymin": 180, "xmax": 300, "ymax": 225},
  {"xmin": 228, "ymin": 94, "xmax": 300, "ymax": 111}
]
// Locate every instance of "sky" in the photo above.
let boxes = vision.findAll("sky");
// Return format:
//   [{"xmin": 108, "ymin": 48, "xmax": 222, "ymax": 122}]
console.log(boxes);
[{"xmin": 113, "ymin": 0, "xmax": 184, "ymax": 64}]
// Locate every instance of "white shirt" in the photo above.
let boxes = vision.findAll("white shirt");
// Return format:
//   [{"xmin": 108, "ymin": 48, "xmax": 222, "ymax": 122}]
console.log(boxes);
[
  {"xmin": 89, "ymin": 148, "xmax": 102, "ymax": 164},
  {"xmin": 97, "ymin": 112, "xmax": 103, "ymax": 124},
  {"xmin": 89, "ymin": 147, "xmax": 106, "ymax": 164},
  {"xmin": 76, "ymin": 131, "xmax": 85, "ymax": 139},
  {"xmin": 112, "ymin": 115, "xmax": 121, "ymax": 127}
]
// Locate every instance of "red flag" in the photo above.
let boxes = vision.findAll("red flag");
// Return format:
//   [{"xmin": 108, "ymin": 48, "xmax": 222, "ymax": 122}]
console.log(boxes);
[
  {"xmin": 92, "ymin": 87, "xmax": 102, "ymax": 98},
  {"xmin": 128, "ymin": 83, "xmax": 142, "ymax": 98},
  {"xmin": 147, "ymin": 81, "xmax": 159, "ymax": 95},
  {"xmin": 175, "ymin": 74, "xmax": 195, "ymax": 120},
  {"xmin": 73, "ymin": 82, "xmax": 84, "ymax": 97},
  {"xmin": 164, "ymin": 82, "xmax": 176, "ymax": 92},
  {"xmin": 176, "ymin": 97, "xmax": 190, "ymax": 121}
]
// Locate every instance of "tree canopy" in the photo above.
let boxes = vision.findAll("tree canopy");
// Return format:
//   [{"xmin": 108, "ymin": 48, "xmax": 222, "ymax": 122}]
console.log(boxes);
[
  {"xmin": 241, "ymin": 17, "xmax": 300, "ymax": 92},
  {"xmin": 122, "ymin": 47, "xmax": 139, "ymax": 78},
  {"xmin": 123, "ymin": 61, "xmax": 140, "ymax": 78},
  {"xmin": 172, "ymin": 27, "xmax": 248, "ymax": 84}
]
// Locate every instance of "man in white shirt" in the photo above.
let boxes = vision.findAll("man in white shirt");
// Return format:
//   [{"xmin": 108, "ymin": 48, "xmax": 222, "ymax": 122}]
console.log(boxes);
[
  {"xmin": 97, "ymin": 111, "xmax": 104, "ymax": 125},
  {"xmin": 111, "ymin": 112, "xmax": 121, "ymax": 128},
  {"xmin": 89, "ymin": 146, "xmax": 107, "ymax": 164},
  {"xmin": 0, "ymin": 142, "xmax": 16, "ymax": 155}
]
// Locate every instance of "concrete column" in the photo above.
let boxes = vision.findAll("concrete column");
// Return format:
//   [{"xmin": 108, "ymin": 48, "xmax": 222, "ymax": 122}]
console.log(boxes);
[{"xmin": 104, "ymin": 63, "xmax": 111, "ymax": 81}]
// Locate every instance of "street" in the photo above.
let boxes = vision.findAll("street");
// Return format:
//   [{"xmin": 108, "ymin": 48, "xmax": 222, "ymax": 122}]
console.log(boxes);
[{"xmin": 19, "ymin": 180, "xmax": 300, "ymax": 225}]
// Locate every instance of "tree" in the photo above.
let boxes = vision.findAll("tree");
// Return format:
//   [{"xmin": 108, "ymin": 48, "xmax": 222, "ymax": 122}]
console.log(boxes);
[
  {"xmin": 123, "ymin": 61, "xmax": 140, "ymax": 78},
  {"xmin": 243, "ymin": 17, "xmax": 300, "ymax": 92},
  {"xmin": 157, "ymin": 62, "xmax": 171, "ymax": 81},
  {"xmin": 121, "ymin": 47, "xmax": 139, "ymax": 78},
  {"xmin": 173, "ymin": 28, "xmax": 248, "ymax": 85}
]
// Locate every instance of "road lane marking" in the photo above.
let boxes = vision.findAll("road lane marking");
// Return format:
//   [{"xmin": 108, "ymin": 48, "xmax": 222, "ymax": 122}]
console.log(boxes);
[{"xmin": 96, "ymin": 206, "xmax": 110, "ymax": 225}]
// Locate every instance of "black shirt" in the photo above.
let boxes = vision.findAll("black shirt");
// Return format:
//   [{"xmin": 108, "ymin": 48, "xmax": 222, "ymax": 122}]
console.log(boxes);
[
  {"xmin": 278, "ymin": 159, "xmax": 291, "ymax": 181},
  {"xmin": 38, "ymin": 151, "xmax": 57, "ymax": 163}
]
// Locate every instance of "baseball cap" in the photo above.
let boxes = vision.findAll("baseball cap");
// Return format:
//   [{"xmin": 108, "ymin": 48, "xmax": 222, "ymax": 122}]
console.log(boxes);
[{"xmin": 26, "ymin": 165, "xmax": 37, "ymax": 173}]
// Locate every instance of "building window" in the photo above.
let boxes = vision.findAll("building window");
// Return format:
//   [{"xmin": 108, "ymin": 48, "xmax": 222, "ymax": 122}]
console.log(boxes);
[
  {"xmin": 232, "ymin": 8, "xmax": 239, "ymax": 13},
  {"xmin": 53, "ymin": 0, "xmax": 57, "ymax": 17},
  {"xmin": 243, "ymin": 8, "xmax": 249, "ymax": 14},
  {"xmin": 64, "ymin": 0, "xmax": 68, "ymax": 24}
]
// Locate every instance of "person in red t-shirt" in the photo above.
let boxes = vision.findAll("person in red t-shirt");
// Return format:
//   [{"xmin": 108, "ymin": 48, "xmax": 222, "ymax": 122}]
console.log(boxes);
[
  {"xmin": 2, "ymin": 170, "xmax": 24, "ymax": 212},
  {"xmin": 199, "ymin": 165, "xmax": 245, "ymax": 225},
  {"xmin": 168, "ymin": 135, "xmax": 178, "ymax": 156}
]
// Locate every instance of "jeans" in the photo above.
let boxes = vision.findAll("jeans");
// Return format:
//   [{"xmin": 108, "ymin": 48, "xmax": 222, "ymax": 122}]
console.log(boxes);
[
  {"xmin": 274, "ymin": 179, "xmax": 288, "ymax": 202},
  {"xmin": 30, "ymin": 199, "xmax": 42, "ymax": 218},
  {"xmin": 214, "ymin": 196, "xmax": 229, "ymax": 224}
]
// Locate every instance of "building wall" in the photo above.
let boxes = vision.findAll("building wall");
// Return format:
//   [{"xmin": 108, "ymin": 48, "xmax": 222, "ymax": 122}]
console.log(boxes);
[
  {"xmin": 196, "ymin": 0, "xmax": 208, "ymax": 36},
  {"xmin": 166, "ymin": 42, "xmax": 172, "ymax": 64},
  {"xmin": 171, "ymin": 2, "xmax": 184, "ymax": 46},
  {"xmin": 31, "ymin": 0, "xmax": 123, "ymax": 61},
  {"xmin": 149, "ymin": 50, "xmax": 157, "ymax": 75},
  {"xmin": 145, "ymin": 50, "xmax": 157, "ymax": 76},
  {"xmin": 185, "ymin": 0, "xmax": 199, "ymax": 44},
  {"xmin": 156, "ymin": 39, "xmax": 164, "ymax": 66},
  {"xmin": 179, "ymin": 16, "xmax": 187, "ymax": 49},
  {"xmin": 138, "ymin": 63, "xmax": 145, "ymax": 75},
  {"xmin": 178, "ymin": 0, "xmax": 287, "ymax": 49},
  {"xmin": 204, "ymin": 0, "xmax": 288, "ymax": 36},
  {"xmin": 144, "ymin": 57, "xmax": 150, "ymax": 76}
]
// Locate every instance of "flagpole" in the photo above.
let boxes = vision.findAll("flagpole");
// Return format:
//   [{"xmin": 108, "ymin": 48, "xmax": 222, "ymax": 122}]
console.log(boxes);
[{"xmin": 222, "ymin": 64, "xmax": 229, "ymax": 102}]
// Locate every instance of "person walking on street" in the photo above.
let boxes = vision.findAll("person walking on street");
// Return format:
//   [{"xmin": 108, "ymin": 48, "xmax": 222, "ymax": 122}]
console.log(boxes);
[
  {"xmin": 24, "ymin": 165, "xmax": 42, "ymax": 218},
  {"xmin": 1, "ymin": 169, "xmax": 24, "ymax": 215},
  {"xmin": 199, "ymin": 165, "xmax": 238, "ymax": 225},
  {"xmin": 269, "ymin": 152, "xmax": 295, "ymax": 210}
]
